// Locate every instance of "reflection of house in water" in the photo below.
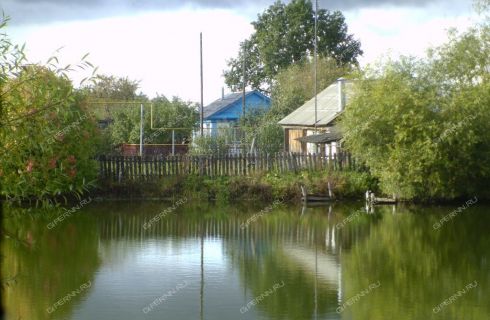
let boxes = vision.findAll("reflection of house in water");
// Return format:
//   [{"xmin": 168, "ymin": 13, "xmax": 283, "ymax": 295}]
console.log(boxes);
[
  {"xmin": 280, "ymin": 222, "xmax": 342, "ymax": 319},
  {"xmin": 282, "ymin": 243, "xmax": 339, "ymax": 284}
]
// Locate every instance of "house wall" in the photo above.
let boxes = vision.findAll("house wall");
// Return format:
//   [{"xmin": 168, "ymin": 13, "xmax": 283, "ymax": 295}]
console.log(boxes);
[
  {"xmin": 284, "ymin": 127, "xmax": 341, "ymax": 156},
  {"xmin": 203, "ymin": 119, "xmax": 238, "ymax": 137},
  {"xmin": 306, "ymin": 130, "xmax": 318, "ymax": 154},
  {"xmin": 203, "ymin": 120, "xmax": 214, "ymax": 136},
  {"xmin": 286, "ymin": 129, "xmax": 306, "ymax": 153}
]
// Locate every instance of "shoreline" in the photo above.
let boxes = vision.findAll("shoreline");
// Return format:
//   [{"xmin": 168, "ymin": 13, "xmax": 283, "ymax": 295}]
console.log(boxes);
[{"xmin": 2, "ymin": 171, "xmax": 489, "ymax": 207}]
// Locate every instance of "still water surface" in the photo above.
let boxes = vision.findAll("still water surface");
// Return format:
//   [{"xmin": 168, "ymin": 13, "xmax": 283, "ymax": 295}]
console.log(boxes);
[{"xmin": 2, "ymin": 200, "xmax": 489, "ymax": 319}]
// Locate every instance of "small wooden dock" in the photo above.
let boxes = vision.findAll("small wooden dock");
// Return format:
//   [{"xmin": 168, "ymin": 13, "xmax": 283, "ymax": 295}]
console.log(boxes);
[
  {"xmin": 301, "ymin": 185, "xmax": 334, "ymax": 203},
  {"xmin": 365, "ymin": 190, "xmax": 397, "ymax": 205}
]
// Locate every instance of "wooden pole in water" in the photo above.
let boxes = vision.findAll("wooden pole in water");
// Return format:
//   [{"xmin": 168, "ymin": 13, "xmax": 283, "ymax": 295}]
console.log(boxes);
[
  {"xmin": 314, "ymin": 232, "xmax": 318, "ymax": 320},
  {"xmin": 200, "ymin": 223, "xmax": 204, "ymax": 320}
]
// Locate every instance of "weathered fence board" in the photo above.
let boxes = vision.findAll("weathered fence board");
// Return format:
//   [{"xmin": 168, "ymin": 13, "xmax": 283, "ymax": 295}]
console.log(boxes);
[{"xmin": 97, "ymin": 152, "xmax": 357, "ymax": 181}]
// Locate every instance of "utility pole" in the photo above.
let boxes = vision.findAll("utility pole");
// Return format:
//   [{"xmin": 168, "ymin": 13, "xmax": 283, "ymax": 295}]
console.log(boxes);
[
  {"xmin": 139, "ymin": 103, "xmax": 144, "ymax": 156},
  {"xmin": 242, "ymin": 48, "xmax": 246, "ymax": 116},
  {"xmin": 314, "ymin": 0, "xmax": 318, "ymax": 134},
  {"xmin": 200, "ymin": 32, "xmax": 204, "ymax": 137}
]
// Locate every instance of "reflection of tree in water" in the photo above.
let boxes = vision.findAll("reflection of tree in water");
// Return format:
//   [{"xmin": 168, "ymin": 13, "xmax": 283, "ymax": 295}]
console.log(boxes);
[
  {"xmin": 95, "ymin": 202, "xmax": 379, "ymax": 319},
  {"xmin": 1, "ymin": 200, "xmax": 383, "ymax": 320},
  {"xmin": 2, "ymin": 205, "xmax": 100, "ymax": 320},
  {"xmin": 341, "ymin": 205, "xmax": 490, "ymax": 319}
]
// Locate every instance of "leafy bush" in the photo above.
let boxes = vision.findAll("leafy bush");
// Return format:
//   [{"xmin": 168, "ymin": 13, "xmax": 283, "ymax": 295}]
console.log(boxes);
[
  {"xmin": 239, "ymin": 109, "xmax": 284, "ymax": 154},
  {"xmin": 340, "ymin": 26, "xmax": 490, "ymax": 200},
  {"xmin": 190, "ymin": 134, "xmax": 231, "ymax": 155},
  {"xmin": 1, "ymin": 66, "xmax": 99, "ymax": 201},
  {"xmin": 0, "ymin": 18, "xmax": 99, "ymax": 202},
  {"xmin": 108, "ymin": 96, "xmax": 197, "ymax": 148}
]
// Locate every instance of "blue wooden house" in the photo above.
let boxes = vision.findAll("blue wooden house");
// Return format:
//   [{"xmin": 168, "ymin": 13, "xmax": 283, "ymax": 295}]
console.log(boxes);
[{"xmin": 202, "ymin": 90, "xmax": 271, "ymax": 136}]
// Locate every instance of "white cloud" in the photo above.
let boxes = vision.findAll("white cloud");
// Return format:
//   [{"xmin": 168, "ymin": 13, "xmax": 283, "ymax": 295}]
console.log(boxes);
[
  {"xmin": 9, "ymin": 9, "xmax": 254, "ymax": 104},
  {"xmin": 6, "ymin": 1, "xmax": 482, "ymax": 104},
  {"xmin": 345, "ymin": 4, "xmax": 479, "ymax": 66}
]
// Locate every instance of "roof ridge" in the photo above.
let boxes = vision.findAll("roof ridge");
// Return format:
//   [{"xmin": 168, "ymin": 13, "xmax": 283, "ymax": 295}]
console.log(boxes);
[{"xmin": 203, "ymin": 90, "xmax": 268, "ymax": 119}]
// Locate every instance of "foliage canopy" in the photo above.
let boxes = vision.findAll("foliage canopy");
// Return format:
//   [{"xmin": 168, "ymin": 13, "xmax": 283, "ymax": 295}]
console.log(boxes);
[
  {"xmin": 339, "ymin": 26, "xmax": 490, "ymax": 200},
  {"xmin": 0, "ymin": 21, "xmax": 100, "ymax": 202},
  {"xmin": 223, "ymin": 0, "xmax": 361, "ymax": 93}
]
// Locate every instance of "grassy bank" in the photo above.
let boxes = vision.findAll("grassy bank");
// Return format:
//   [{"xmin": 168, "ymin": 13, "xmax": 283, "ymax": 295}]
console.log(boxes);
[{"xmin": 94, "ymin": 170, "xmax": 378, "ymax": 203}]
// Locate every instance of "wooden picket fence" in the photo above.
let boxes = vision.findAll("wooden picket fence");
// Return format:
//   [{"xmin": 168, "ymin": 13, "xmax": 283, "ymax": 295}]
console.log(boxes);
[{"xmin": 97, "ymin": 152, "xmax": 357, "ymax": 181}]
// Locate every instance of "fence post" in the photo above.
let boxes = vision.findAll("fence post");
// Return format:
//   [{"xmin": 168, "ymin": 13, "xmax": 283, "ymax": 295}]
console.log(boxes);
[
  {"xmin": 98, "ymin": 155, "xmax": 103, "ymax": 179},
  {"xmin": 137, "ymin": 156, "xmax": 141, "ymax": 180},
  {"xmin": 283, "ymin": 152, "xmax": 287, "ymax": 173},
  {"xmin": 199, "ymin": 156, "xmax": 203, "ymax": 176},
  {"xmin": 242, "ymin": 153, "xmax": 247, "ymax": 175},
  {"xmin": 277, "ymin": 153, "xmax": 281, "ymax": 172},
  {"xmin": 119, "ymin": 156, "xmax": 124, "ymax": 182},
  {"xmin": 152, "ymin": 156, "xmax": 156, "ymax": 179},
  {"xmin": 113, "ymin": 156, "xmax": 117, "ymax": 181},
  {"xmin": 291, "ymin": 153, "xmax": 298, "ymax": 173}
]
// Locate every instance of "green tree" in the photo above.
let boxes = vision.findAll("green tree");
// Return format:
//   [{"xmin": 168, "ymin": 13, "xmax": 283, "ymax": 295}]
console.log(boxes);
[
  {"xmin": 149, "ymin": 96, "xmax": 198, "ymax": 144},
  {"xmin": 270, "ymin": 56, "xmax": 348, "ymax": 119},
  {"xmin": 1, "ymin": 65, "xmax": 100, "ymax": 202},
  {"xmin": 475, "ymin": 0, "xmax": 490, "ymax": 13},
  {"xmin": 85, "ymin": 74, "xmax": 146, "ymax": 101},
  {"xmin": 0, "ymin": 15, "xmax": 25, "ymax": 129},
  {"xmin": 339, "ymin": 26, "xmax": 490, "ymax": 200},
  {"xmin": 239, "ymin": 109, "xmax": 284, "ymax": 154},
  {"xmin": 109, "ymin": 96, "xmax": 198, "ymax": 147},
  {"xmin": 83, "ymin": 74, "xmax": 198, "ymax": 151},
  {"xmin": 82, "ymin": 74, "xmax": 148, "ymax": 123},
  {"xmin": 224, "ymin": 0, "xmax": 361, "ymax": 93},
  {"xmin": 0, "ymin": 16, "xmax": 100, "ymax": 202}
]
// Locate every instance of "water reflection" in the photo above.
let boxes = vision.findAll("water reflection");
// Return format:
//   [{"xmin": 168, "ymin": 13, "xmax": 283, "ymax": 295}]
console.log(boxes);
[
  {"xmin": 2, "ymin": 206, "xmax": 100, "ymax": 320},
  {"xmin": 2, "ymin": 201, "xmax": 490, "ymax": 319}
]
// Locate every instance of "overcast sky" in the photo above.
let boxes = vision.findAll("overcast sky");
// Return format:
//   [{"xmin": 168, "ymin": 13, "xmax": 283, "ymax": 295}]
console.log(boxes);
[{"xmin": 2, "ymin": 0, "xmax": 480, "ymax": 104}]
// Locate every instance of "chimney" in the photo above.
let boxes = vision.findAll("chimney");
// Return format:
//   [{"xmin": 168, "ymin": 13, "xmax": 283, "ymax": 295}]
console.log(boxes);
[
  {"xmin": 337, "ymin": 78, "xmax": 346, "ymax": 112},
  {"xmin": 222, "ymin": 87, "xmax": 225, "ymax": 100}
]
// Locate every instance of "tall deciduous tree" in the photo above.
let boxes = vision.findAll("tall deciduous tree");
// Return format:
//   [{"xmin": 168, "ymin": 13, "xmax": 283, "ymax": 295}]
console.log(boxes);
[
  {"xmin": 475, "ymin": 0, "xmax": 490, "ymax": 13},
  {"xmin": 270, "ymin": 56, "xmax": 348, "ymax": 118},
  {"xmin": 85, "ymin": 75, "xmax": 146, "ymax": 101},
  {"xmin": 0, "ymin": 16, "xmax": 100, "ymax": 203},
  {"xmin": 109, "ymin": 96, "xmax": 198, "ymax": 146},
  {"xmin": 224, "ymin": 0, "xmax": 362, "ymax": 93}
]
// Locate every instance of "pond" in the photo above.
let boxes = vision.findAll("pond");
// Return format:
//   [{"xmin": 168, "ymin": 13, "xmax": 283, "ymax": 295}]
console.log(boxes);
[{"xmin": 2, "ymin": 199, "xmax": 489, "ymax": 319}]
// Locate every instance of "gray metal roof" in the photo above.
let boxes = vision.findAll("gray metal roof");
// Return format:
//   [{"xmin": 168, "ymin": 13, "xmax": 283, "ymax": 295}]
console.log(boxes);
[
  {"xmin": 295, "ymin": 126, "xmax": 342, "ymax": 144},
  {"xmin": 203, "ymin": 91, "xmax": 252, "ymax": 119},
  {"xmin": 278, "ymin": 80, "xmax": 354, "ymax": 127}
]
